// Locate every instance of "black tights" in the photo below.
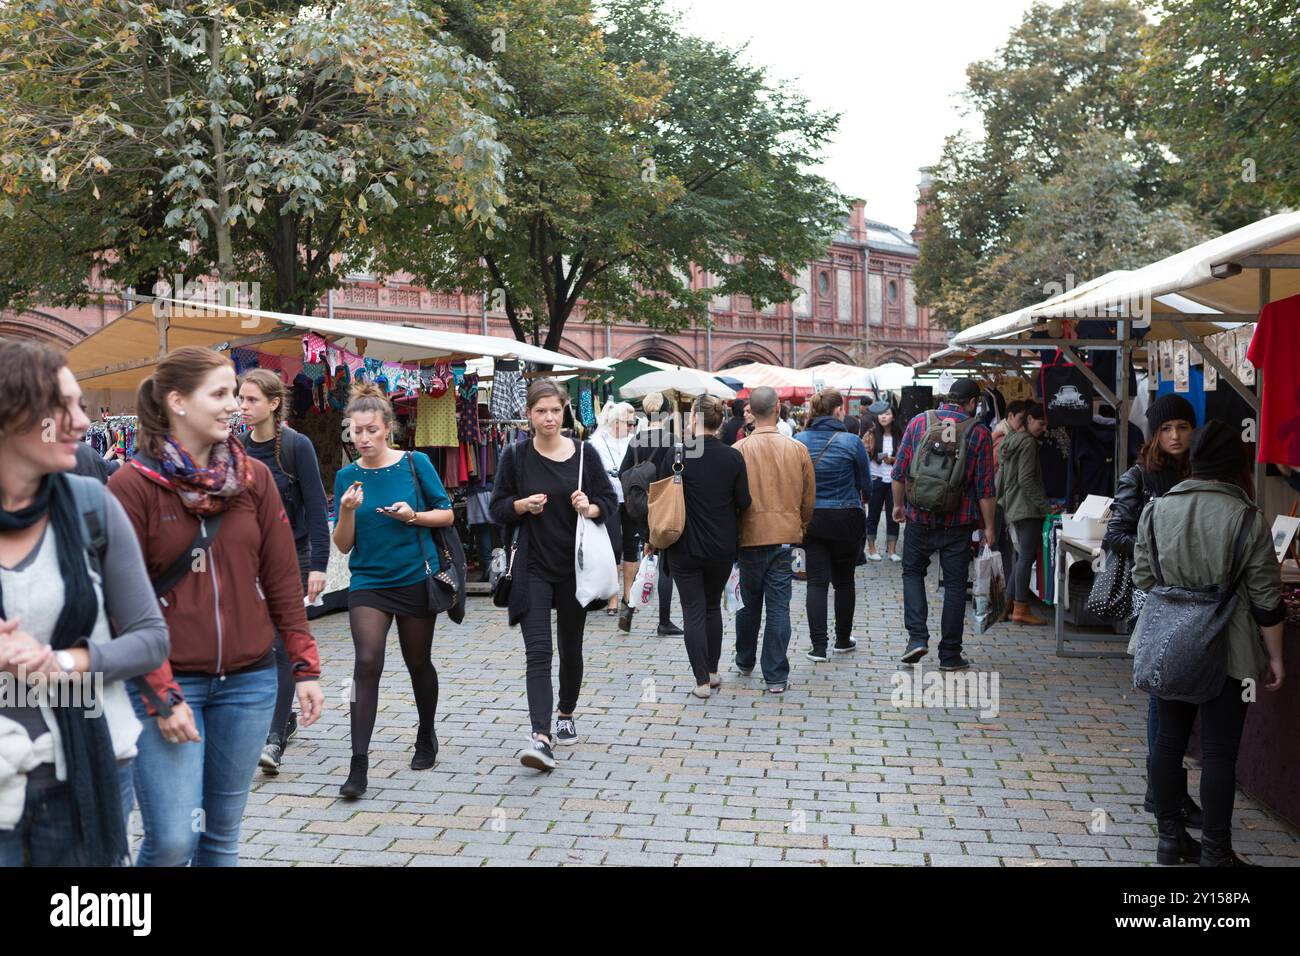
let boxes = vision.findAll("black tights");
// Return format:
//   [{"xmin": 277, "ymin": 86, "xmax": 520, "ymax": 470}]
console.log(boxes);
[
  {"xmin": 347, "ymin": 607, "xmax": 439, "ymax": 756},
  {"xmin": 1152, "ymin": 679, "xmax": 1249, "ymax": 841}
]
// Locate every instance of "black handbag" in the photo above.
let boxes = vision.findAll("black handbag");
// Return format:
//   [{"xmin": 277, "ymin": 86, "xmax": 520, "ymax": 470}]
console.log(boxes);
[
  {"xmin": 490, "ymin": 528, "xmax": 518, "ymax": 609},
  {"xmin": 1085, "ymin": 548, "xmax": 1140, "ymax": 620},
  {"xmin": 1132, "ymin": 503, "xmax": 1255, "ymax": 704},
  {"xmin": 406, "ymin": 452, "xmax": 458, "ymax": 615}
]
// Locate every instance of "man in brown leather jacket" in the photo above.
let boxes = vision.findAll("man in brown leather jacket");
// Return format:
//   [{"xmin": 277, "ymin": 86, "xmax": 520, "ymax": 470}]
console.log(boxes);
[{"xmin": 735, "ymin": 386, "xmax": 816, "ymax": 692}]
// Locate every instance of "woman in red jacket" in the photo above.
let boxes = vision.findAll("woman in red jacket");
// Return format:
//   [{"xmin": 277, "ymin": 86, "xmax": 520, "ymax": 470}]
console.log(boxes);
[{"xmin": 109, "ymin": 347, "xmax": 324, "ymax": 866}]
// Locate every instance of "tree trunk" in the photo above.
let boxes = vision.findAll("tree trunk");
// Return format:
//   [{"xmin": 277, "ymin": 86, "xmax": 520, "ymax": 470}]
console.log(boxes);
[{"xmin": 208, "ymin": 14, "xmax": 233, "ymax": 283}]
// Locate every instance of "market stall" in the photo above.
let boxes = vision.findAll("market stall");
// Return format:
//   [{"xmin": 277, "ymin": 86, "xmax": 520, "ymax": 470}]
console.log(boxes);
[{"xmin": 69, "ymin": 296, "xmax": 610, "ymax": 604}]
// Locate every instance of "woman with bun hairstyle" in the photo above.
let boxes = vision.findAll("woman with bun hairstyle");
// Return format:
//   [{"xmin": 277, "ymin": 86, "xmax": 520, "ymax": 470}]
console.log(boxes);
[
  {"xmin": 489, "ymin": 379, "xmax": 618, "ymax": 772},
  {"xmin": 0, "ymin": 340, "xmax": 168, "ymax": 866},
  {"xmin": 109, "ymin": 347, "xmax": 323, "ymax": 866},
  {"xmin": 332, "ymin": 383, "xmax": 455, "ymax": 799},
  {"xmin": 795, "ymin": 388, "xmax": 871, "ymax": 662},
  {"xmin": 237, "ymin": 369, "xmax": 330, "ymax": 774},
  {"xmin": 654, "ymin": 394, "xmax": 750, "ymax": 699}
]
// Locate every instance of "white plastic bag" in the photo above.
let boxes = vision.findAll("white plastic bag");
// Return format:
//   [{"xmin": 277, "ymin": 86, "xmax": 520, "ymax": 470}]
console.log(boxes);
[
  {"xmin": 574, "ymin": 442, "xmax": 620, "ymax": 606},
  {"xmin": 630, "ymin": 554, "xmax": 658, "ymax": 608},
  {"xmin": 723, "ymin": 563, "xmax": 745, "ymax": 615},
  {"xmin": 971, "ymin": 545, "xmax": 1007, "ymax": 634}
]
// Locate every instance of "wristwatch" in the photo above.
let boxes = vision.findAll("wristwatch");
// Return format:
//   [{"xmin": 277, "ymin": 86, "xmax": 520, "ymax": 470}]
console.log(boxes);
[{"xmin": 55, "ymin": 650, "xmax": 76, "ymax": 673}]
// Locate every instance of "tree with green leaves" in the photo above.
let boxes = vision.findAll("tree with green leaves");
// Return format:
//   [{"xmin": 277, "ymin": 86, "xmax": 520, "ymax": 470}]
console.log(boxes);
[
  {"xmin": 0, "ymin": 0, "xmax": 508, "ymax": 313},
  {"xmin": 912, "ymin": 0, "xmax": 1208, "ymax": 329},
  {"xmin": 376, "ymin": 0, "xmax": 845, "ymax": 351},
  {"xmin": 1135, "ymin": 0, "xmax": 1299, "ymax": 224}
]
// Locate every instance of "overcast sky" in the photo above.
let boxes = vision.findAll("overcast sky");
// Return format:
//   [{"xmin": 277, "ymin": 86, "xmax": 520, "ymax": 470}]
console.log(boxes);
[{"xmin": 669, "ymin": 0, "xmax": 1056, "ymax": 230}]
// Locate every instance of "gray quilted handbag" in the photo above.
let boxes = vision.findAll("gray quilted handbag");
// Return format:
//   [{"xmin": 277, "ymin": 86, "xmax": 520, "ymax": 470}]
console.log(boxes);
[{"xmin": 1132, "ymin": 502, "xmax": 1255, "ymax": 704}]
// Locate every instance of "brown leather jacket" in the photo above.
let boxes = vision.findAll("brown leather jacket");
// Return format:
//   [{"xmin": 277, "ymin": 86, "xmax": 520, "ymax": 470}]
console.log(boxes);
[{"xmin": 738, "ymin": 426, "xmax": 816, "ymax": 547}]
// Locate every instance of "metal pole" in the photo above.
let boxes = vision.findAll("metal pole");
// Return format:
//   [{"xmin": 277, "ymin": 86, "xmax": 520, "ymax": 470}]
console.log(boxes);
[
  {"xmin": 327, "ymin": 288, "xmax": 334, "ymax": 321},
  {"xmin": 706, "ymin": 320, "xmax": 712, "ymax": 370},
  {"xmin": 1256, "ymin": 269, "xmax": 1269, "ymax": 500},
  {"xmin": 791, "ymin": 312, "xmax": 798, "ymax": 368},
  {"xmin": 1116, "ymin": 318, "xmax": 1130, "ymax": 487},
  {"xmin": 481, "ymin": 289, "xmax": 488, "ymax": 336}
]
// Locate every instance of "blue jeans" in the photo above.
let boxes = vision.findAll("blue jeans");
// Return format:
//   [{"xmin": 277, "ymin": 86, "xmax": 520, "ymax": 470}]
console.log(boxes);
[
  {"xmin": 901, "ymin": 522, "xmax": 974, "ymax": 664},
  {"xmin": 0, "ymin": 758, "xmax": 137, "ymax": 867},
  {"xmin": 129, "ymin": 666, "xmax": 277, "ymax": 867},
  {"xmin": 734, "ymin": 545, "xmax": 794, "ymax": 685}
]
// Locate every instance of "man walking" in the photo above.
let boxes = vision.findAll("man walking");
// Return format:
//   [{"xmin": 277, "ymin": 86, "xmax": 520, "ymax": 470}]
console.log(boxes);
[
  {"xmin": 735, "ymin": 386, "xmax": 815, "ymax": 692},
  {"xmin": 891, "ymin": 378, "xmax": 995, "ymax": 671}
]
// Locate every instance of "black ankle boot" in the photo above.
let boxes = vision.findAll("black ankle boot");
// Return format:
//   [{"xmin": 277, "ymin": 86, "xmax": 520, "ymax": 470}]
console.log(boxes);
[
  {"xmin": 1156, "ymin": 817, "xmax": 1202, "ymax": 865},
  {"xmin": 1200, "ymin": 832, "xmax": 1254, "ymax": 867},
  {"xmin": 340, "ymin": 754, "xmax": 368, "ymax": 799},
  {"xmin": 411, "ymin": 725, "xmax": 438, "ymax": 771},
  {"xmin": 1143, "ymin": 764, "xmax": 1202, "ymax": 829}
]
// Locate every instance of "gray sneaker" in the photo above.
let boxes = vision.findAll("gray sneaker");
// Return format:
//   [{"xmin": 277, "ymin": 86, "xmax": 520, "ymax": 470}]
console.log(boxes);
[
  {"xmin": 554, "ymin": 716, "xmax": 579, "ymax": 745},
  {"xmin": 519, "ymin": 738, "xmax": 556, "ymax": 771},
  {"xmin": 766, "ymin": 682, "xmax": 787, "ymax": 694}
]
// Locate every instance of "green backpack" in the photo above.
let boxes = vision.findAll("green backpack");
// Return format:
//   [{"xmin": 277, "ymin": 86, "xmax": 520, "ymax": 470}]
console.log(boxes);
[{"xmin": 906, "ymin": 411, "xmax": 978, "ymax": 513}]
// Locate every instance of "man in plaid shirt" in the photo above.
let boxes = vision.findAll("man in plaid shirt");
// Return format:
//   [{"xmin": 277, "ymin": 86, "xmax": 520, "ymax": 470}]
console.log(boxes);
[{"xmin": 890, "ymin": 379, "xmax": 996, "ymax": 670}]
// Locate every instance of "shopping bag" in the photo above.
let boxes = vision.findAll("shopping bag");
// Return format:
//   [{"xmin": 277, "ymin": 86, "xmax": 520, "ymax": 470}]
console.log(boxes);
[
  {"xmin": 574, "ymin": 442, "xmax": 620, "ymax": 607},
  {"xmin": 971, "ymin": 545, "xmax": 1006, "ymax": 634},
  {"xmin": 723, "ymin": 563, "xmax": 745, "ymax": 615},
  {"xmin": 630, "ymin": 554, "xmax": 659, "ymax": 608}
]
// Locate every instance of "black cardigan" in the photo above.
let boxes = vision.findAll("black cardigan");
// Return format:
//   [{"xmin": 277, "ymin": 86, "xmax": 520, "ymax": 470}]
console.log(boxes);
[{"xmin": 488, "ymin": 437, "xmax": 619, "ymax": 625}]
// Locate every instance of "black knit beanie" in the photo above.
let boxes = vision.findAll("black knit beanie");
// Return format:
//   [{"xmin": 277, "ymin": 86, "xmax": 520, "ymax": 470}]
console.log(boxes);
[
  {"xmin": 1146, "ymin": 393, "xmax": 1196, "ymax": 434},
  {"xmin": 1189, "ymin": 420, "xmax": 1244, "ymax": 481}
]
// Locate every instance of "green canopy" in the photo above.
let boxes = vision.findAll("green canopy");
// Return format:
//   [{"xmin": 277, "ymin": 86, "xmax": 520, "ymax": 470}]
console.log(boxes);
[{"xmin": 601, "ymin": 359, "xmax": 664, "ymax": 395}]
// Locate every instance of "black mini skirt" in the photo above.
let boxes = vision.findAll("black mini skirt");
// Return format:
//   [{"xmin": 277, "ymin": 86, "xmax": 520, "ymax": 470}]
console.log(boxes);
[{"xmin": 348, "ymin": 581, "xmax": 433, "ymax": 618}]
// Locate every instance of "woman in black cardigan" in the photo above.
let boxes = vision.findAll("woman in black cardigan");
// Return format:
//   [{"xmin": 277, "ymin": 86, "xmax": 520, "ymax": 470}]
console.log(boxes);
[
  {"xmin": 488, "ymin": 379, "xmax": 618, "ymax": 772},
  {"xmin": 654, "ymin": 395, "xmax": 751, "ymax": 699}
]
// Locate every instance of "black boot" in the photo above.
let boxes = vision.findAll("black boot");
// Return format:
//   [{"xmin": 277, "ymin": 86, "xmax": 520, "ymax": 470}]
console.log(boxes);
[
  {"xmin": 1155, "ymin": 817, "xmax": 1202, "ymax": 865},
  {"xmin": 1200, "ymin": 832, "xmax": 1254, "ymax": 867},
  {"xmin": 411, "ymin": 725, "xmax": 438, "ymax": 771},
  {"xmin": 1179, "ymin": 767, "xmax": 1203, "ymax": 828},
  {"xmin": 340, "ymin": 754, "xmax": 368, "ymax": 799}
]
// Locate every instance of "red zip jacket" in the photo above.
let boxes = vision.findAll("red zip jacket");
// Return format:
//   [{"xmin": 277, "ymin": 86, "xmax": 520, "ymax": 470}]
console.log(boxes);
[{"xmin": 109, "ymin": 454, "xmax": 321, "ymax": 714}]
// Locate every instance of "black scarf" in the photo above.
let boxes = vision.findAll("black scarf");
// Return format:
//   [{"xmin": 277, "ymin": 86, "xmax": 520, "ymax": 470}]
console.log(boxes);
[{"xmin": 0, "ymin": 473, "xmax": 128, "ymax": 866}]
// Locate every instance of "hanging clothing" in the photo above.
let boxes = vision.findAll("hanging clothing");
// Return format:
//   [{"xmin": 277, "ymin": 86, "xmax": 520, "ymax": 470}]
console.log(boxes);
[
  {"xmin": 457, "ymin": 373, "xmax": 483, "ymax": 445},
  {"xmin": 414, "ymin": 392, "xmax": 459, "ymax": 447},
  {"xmin": 1247, "ymin": 297, "xmax": 1300, "ymax": 465},
  {"xmin": 490, "ymin": 359, "xmax": 526, "ymax": 421}
]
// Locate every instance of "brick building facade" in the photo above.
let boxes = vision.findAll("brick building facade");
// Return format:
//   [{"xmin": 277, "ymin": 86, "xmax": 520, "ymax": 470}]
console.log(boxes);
[{"xmin": 5, "ymin": 177, "xmax": 948, "ymax": 371}]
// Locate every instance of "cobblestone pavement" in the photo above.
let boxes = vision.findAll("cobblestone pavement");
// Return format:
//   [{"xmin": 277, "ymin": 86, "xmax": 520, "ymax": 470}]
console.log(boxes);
[{"xmin": 146, "ymin": 554, "xmax": 1300, "ymax": 867}]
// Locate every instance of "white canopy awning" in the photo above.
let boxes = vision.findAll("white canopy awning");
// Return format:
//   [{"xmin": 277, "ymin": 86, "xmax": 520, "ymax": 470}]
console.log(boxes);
[{"xmin": 69, "ymin": 296, "xmax": 607, "ymax": 390}]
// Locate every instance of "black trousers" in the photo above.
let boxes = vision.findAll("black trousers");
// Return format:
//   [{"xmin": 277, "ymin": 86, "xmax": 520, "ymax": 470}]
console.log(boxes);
[
  {"xmin": 804, "ymin": 508, "xmax": 865, "ymax": 650},
  {"xmin": 1153, "ymin": 679, "xmax": 1249, "ymax": 842},
  {"xmin": 671, "ymin": 554, "xmax": 732, "ymax": 686},
  {"xmin": 521, "ymin": 573, "xmax": 587, "ymax": 737}
]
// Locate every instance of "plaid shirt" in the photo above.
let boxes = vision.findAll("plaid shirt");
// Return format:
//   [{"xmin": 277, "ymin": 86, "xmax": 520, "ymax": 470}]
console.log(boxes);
[{"xmin": 891, "ymin": 403, "xmax": 995, "ymax": 527}]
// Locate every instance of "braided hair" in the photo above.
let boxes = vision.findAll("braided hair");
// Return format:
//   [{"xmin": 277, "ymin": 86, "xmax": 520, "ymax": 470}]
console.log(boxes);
[{"xmin": 238, "ymin": 368, "xmax": 289, "ymax": 469}]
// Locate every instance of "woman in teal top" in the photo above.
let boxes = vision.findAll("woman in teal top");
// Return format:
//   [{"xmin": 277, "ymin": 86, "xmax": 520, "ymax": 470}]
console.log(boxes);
[{"xmin": 332, "ymin": 383, "xmax": 453, "ymax": 799}]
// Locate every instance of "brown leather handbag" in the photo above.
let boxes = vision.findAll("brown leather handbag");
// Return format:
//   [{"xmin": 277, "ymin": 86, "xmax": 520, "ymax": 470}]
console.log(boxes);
[{"xmin": 647, "ymin": 443, "xmax": 686, "ymax": 550}]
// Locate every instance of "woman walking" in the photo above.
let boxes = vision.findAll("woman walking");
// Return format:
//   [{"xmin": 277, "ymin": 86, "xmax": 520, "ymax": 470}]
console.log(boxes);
[
  {"xmin": 1103, "ymin": 394, "xmax": 1200, "ymax": 826},
  {"xmin": 110, "ymin": 347, "xmax": 323, "ymax": 866},
  {"xmin": 864, "ymin": 400, "xmax": 902, "ymax": 562},
  {"xmin": 996, "ymin": 402, "xmax": 1051, "ymax": 625},
  {"xmin": 617, "ymin": 391, "xmax": 681, "ymax": 636},
  {"xmin": 592, "ymin": 401, "xmax": 636, "ymax": 616},
  {"xmin": 0, "ymin": 341, "xmax": 169, "ymax": 867},
  {"xmin": 1134, "ymin": 422, "xmax": 1285, "ymax": 866},
  {"xmin": 237, "ymin": 369, "xmax": 331, "ymax": 774},
  {"xmin": 332, "ymin": 383, "xmax": 455, "ymax": 798},
  {"xmin": 489, "ymin": 380, "xmax": 618, "ymax": 772},
  {"xmin": 655, "ymin": 395, "xmax": 750, "ymax": 699},
  {"xmin": 795, "ymin": 388, "xmax": 872, "ymax": 661}
]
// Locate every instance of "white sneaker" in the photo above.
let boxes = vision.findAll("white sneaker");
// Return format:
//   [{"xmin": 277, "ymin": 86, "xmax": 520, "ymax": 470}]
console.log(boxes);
[
  {"xmin": 867, "ymin": 552, "xmax": 883, "ymax": 562},
  {"xmin": 889, "ymin": 553, "xmax": 901, "ymax": 563}
]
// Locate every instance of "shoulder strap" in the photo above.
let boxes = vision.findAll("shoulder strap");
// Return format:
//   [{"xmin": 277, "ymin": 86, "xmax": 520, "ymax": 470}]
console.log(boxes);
[
  {"xmin": 813, "ymin": 432, "xmax": 841, "ymax": 466},
  {"xmin": 1147, "ymin": 498, "xmax": 1166, "ymax": 586},
  {"xmin": 67, "ymin": 474, "xmax": 110, "ymax": 578},
  {"xmin": 406, "ymin": 452, "xmax": 435, "ymax": 577},
  {"xmin": 279, "ymin": 425, "xmax": 300, "ymax": 484},
  {"xmin": 152, "ymin": 511, "xmax": 225, "ymax": 602},
  {"xmin": 577, "ymin": 438, "xmax": 584, "ymax": 493}
]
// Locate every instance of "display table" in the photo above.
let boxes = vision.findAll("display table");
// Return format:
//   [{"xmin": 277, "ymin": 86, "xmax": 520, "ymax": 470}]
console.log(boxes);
[{"xmin": 1054, "ymin": 532, "xmax": 1129, "ymax": 658}]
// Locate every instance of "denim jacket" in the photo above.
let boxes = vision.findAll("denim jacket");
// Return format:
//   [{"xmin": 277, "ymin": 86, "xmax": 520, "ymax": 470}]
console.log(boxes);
[{"xmin": 795, "ymin": 417, "xmax": 871, "ymax": 510}]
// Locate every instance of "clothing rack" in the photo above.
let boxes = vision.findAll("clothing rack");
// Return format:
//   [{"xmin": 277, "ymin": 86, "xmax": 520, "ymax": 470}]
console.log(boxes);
[{"xmin": 84, "ymin": 415, "xmax": 139, "ymax": 458}]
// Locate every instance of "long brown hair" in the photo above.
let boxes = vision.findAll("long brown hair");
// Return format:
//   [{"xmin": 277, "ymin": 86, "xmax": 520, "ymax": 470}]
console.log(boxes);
[
  {"xmin": 1137, "ymin": 436, "xmax": 1190, "ymax": 478},
  {"xmin": 136, "ymin": 347, "xmax": 234, "ymax": 458},
  {"xmin": 239, "ymin": 368, "xmax": 288, "ymax": 470}
]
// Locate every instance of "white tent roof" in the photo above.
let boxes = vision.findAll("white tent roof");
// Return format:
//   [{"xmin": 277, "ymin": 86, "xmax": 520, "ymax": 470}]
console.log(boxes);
[{"xmin": 69, "ymin": 296, "xmax": 607, "ymax": 389}]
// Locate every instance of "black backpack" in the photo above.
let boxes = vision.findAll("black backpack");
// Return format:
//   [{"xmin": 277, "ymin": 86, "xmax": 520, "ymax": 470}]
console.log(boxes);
[{"xmin": 620, "ymin": 440, "xmax": 658, "ymax": 523}]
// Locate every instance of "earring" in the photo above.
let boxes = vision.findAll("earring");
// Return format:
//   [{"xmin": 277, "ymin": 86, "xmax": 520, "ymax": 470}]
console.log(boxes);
[{"xmin": 178, "ymin": 409, "xmax": 186, "ymax": 417}]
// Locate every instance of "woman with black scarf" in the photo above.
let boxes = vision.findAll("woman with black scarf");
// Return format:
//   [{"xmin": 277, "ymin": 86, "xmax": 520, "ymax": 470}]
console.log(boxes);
[{"xmin": 0, "ymin": 341, "xmax": 169, "ymax": 866}]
